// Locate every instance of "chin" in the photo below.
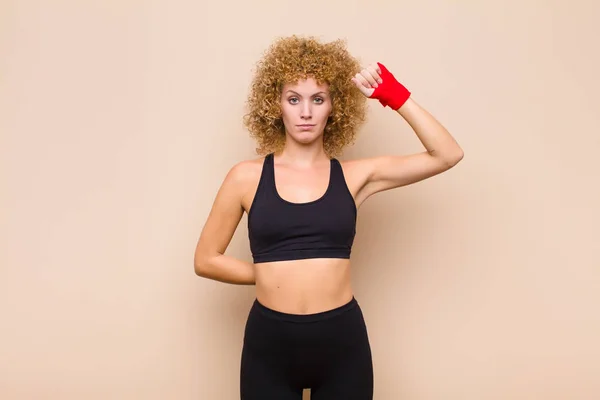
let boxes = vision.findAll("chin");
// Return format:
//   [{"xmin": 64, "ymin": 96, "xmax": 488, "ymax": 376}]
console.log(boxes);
[
  {"xmin": 288, "ymin": 129, "xmax": 323, "ymax": 143},
  {"xmin": 290, "ymin": 134, "xmax": 321, "ymax": 145}
]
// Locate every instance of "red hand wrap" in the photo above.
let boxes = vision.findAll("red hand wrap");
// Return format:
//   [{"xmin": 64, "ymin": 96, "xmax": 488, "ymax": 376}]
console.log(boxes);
[{"xmin": 370, "ymin": 62, "xmax": 411, "ymax": 110}]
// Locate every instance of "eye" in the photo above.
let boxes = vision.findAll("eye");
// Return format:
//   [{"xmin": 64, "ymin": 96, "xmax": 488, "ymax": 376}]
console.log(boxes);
[
  {"xmin": 314, "ymin": 97, "xmax": 324, "ymax": 104},
  {"xmin": 288, "ymin": 97, "xmax": 299, "ymax": 104}
]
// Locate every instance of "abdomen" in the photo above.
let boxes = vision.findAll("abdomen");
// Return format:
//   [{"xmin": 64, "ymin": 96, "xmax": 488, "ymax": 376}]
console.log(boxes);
[{"xmin": 254, "ymin": 258, "xmax": 354, "ymax": 314}]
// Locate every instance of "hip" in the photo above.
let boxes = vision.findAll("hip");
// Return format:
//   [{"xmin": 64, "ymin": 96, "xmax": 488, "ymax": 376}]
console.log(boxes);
[
  {"xmin": 241, "ymin": 295, "xmax": 373, "ymax": 391},
  {"xmin": 243, "ymin": 295, "xmax": 370, "ymax": 353}
]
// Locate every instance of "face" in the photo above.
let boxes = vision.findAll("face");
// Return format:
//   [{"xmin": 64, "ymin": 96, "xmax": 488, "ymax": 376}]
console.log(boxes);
[{"xmin": 280, "ymin": 77, "xmax": 332, "ymax": 145}]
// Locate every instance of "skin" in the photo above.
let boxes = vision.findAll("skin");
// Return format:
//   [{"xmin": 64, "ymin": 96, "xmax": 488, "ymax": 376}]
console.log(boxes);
[{"xmin": 194, "ymin": 63, "xmax": 464, "ymax": 314}]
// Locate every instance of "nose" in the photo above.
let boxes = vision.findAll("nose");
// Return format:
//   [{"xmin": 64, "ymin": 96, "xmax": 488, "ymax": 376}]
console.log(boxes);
[{"xmin": 300, "ymin": 101, "xmax": 312, "ymax": 120}]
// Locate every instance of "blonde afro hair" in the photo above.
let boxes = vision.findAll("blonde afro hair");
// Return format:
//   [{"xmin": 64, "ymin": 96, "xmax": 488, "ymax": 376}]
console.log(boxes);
[{"xmin": 243, "ymin": 35, "xmax": 367, "ymax": 157}]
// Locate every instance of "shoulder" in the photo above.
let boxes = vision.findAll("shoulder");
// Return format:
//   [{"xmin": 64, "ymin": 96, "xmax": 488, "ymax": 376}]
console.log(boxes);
[
  {"xmin": 222, "ymin": 156, "xmax": 267, "ymax": 212},
  {"xmin": 337, "ymin": 157, "xmax": 375, "ymax": 181},
  {"xmin": 227, "ymin": 156, "xmax": 264, "ymax": 181},
  {"xmin": 221, "ymin": 156, "xmax": 266, "ymax": 194},
  {"xmin": 335, "ymin": 157, "xmax": 375, "ymax": 199}
]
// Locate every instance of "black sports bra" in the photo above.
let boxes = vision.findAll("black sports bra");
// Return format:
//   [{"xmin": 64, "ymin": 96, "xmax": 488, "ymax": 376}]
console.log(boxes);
[{"xmin": 247, "ymin": 153, "xmax": 357, "ymax": 264}]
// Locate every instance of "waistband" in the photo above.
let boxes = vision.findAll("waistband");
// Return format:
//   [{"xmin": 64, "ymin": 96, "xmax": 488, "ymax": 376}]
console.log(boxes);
[{"xmin": 252, "ymin": 296, "xmax": 358, "ymax": 323}]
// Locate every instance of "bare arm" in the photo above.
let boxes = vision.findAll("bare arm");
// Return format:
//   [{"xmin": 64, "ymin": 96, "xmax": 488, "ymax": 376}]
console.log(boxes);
[
  {"xmin": 349, "ymin": 63, "xmax": 464, "ymax": 205},
  {"xmin": 356, "ymin": 97, "xmax": 464, "ymax": 202},
  {"xmin": 194, "ymin": 163, "xmax": 255, "ymax": 285}
]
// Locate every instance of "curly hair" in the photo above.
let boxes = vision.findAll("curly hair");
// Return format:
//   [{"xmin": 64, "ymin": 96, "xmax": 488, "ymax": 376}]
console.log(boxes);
[{"xmin": 243, "ymin": 35, "xmax": 367, "ymax": 157}]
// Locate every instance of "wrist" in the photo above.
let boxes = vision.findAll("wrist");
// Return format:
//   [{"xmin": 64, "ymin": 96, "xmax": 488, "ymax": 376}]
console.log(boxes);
[
  {"xmin": 395, "ymin": 97, "xmax": 415, "ymax": 115},
  {"xmin": 370, "ymin": 62, "xmax": 411, "ymax": 111}
]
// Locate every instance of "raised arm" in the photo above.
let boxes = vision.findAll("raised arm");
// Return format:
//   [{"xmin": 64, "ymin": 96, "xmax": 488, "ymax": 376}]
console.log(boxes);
[
  {"xmin": 194, "ymin": 163, "xmax": 255, "ymax": 285},
  {"xmin": 350, "ymin": 62, "xmax": 464, "ymax": 204}
]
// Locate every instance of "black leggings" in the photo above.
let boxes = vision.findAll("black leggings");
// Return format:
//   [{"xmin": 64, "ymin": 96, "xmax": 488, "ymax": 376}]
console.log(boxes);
[{"xmin": 240, "ymin": 297, "xmax": 374, "ymax": 399}]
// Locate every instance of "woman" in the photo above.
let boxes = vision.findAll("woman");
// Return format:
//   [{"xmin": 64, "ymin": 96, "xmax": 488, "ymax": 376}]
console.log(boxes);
[{"xmin": 194, "ymin": 35, "xmax": 463, "ymax": 399}]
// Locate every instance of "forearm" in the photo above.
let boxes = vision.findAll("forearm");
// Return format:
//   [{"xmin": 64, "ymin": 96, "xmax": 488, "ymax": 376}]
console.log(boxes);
[
  {"xmin": 194, "ymin": 253, "xmax": 255, "ymax": 285},
  {"xmin": 396, "ymin": 98, "xmax": 463, "ymax": 163}
]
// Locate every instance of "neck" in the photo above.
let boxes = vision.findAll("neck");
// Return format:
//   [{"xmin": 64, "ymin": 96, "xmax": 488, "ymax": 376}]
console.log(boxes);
[{"xmin": 277, "ymin": 140, "xmax": 329, "ymax": 167}]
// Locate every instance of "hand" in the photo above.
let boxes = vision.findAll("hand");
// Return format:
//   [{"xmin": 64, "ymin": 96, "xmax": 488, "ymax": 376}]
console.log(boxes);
[
  {"xmin": 351, "ymin": 63, "xmax": 383, "ymax": 98},
  {"xmin": 352, "ymin": 62, "xmax": 411, "ymax": 110}
]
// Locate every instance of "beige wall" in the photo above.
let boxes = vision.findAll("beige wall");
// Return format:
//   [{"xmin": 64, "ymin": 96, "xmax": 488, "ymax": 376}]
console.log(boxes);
[{"xmin": 2, "ymin": 1, "xmax": 599, "ymax": 399}]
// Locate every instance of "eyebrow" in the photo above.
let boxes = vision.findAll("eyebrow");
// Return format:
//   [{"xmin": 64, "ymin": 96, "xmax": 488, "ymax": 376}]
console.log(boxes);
[{"xmin": 285, "ymin": 90, "xmax": 328, "ymax": 96}]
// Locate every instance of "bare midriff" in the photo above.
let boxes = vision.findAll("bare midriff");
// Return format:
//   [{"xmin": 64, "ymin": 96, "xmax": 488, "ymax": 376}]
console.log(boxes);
[{"xmin": 253, "ymin": 257, "xmax": 354, "ymax": 314}]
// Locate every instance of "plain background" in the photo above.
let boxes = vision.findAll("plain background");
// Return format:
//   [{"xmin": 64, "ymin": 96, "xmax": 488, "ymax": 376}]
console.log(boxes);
[{"xmin": 1, "ymin": 1, "xmax": 599, "ymax": 399}]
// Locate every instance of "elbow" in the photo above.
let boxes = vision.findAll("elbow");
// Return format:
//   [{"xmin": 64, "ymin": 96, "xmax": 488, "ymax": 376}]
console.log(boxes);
[
  {"xmin": 194, "ymin": 262, "xmax": 206, "ymax": 277},
  {"xmin": 193, "ymin": 253, "xmax": 210, "ymax": 277},
  {"xmin": 194, "ymin": 261, "xmax": 205, "ymax": 277},
  {"xmin": 194, "ymin": 250, "xmax": 223, "ymax": 278},
  {"xmin": 445, "ymin": 148, "xmax": 464, "ymax": 168}
]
